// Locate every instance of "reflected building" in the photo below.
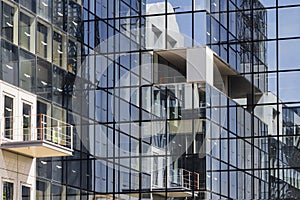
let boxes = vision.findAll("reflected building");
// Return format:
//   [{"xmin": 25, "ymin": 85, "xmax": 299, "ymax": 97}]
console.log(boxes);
[{"xmin": 0, "ymin": 0, "xmax": 300, "ymax": 200}]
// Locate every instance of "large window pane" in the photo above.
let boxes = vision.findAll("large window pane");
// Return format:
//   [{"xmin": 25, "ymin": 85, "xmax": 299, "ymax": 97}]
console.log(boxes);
[
  {"xmin": 2, "ymin": 2, "xmax": 18, "ymax": 45},
  {"xmin": 167, "ymin": 13, "xmax": 192, "ymax": 48},
  {"xmin": 279, "ymin": 7, "xmax": 300, "ymax": 38},
  {"xmin": 37, "ymin": 21, "xmax": 52, "ymax": 62},
  {"xmin": 19, "ymin": 12, "xmax": 35, "ymax": 52},
  {"xmin": 37, "ymin": 0, "xmax": 51, "ymax": 21},
  {"xmin": 19, "ymin": 50, "xmax": 35, "ymax": 92},
  {"xmin": 167, "ymin": 0, "xmax": 192, "ymax": 13},
  {"xmin": 1, "ymin": 40, "xmax": 19, "ymax": 86},
  {"xmin": 19, "ymin": 0, "xmax": 36, "ymax": 13},
  {"xmin": 67, "ymin": 39, "xmax": 81, "ymax": 74},
  {"xmin": 37, "ymin": 59, "xmax": 52, "ymax": 99},
  {"xmin": 53, "ymin": 0, "xmax": 66, "ymax": 30},
  {"xmin": 279, "ymin": 39, "xmax": 300, "ymax": 70},
  {"xmin": 279, "ymin": 71, "xmax": 300, "ymax": 104},
  {"xmin": 68, "ymin": 1, "xmax": 82, "ymax": 39},
  {"xmin": 53, "ymin": 31, "xmax": 66, "ymax": 69}
]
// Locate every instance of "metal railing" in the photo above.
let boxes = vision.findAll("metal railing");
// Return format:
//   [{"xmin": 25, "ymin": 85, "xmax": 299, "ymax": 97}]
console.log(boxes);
[
  {"xmin": 169, "ymin": 168, "xmax": 200, "ymax": 190},
  {"xmin": 152, "ymin": 168, "xmax": 200, "ymax": 190},
  {"xmin": 1, "ymin": 114, "xmax": 73, "ymax": 150}
]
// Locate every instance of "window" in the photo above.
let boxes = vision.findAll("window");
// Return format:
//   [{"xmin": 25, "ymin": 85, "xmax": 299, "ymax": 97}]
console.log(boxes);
[
  {"xmin": 19, "ymin": 49, "xmax": 35, "ymax": 92},
  {"xmin": 53, "ymin": 0, "xmax": 66, "ymax": 30},
  {"xmin": 53, "ymin": 31, "xmax": 66, "ymax": 69},
  {"xmin": 37, "ymin": 21, "xmax": 52, "ymax": 61},
  {"xmin": 37, "ymin": 0, "xmax": 51, "ymax": 21},
  {"xmin": 19, "ymin": 0, "xmax": 36, "ymax": 13},
  {"xmin": 67, "ymin": 39, "xmax": 81, "ymax": 74},
  {"xmin": 1, "ymin": 2, "xmax": 18, "ymax": 45},
  {"xmin": 3, "ymin": 181, "xmax": 13, "ymax": 200},
  {"xmin": 23, "ymin": 103, "xmax": 32, "ymax": 141},
  {"xmin": 22, "ymin": 185, "xmax": 30, "ymax": 200},
  {"xmin": 19, "ymin": 12, "xmax": 35, "ymax": 53},
  {"xmin": 1, "ymin": 40, "xmax": 19, "ymax": 86},
  {"xmin": 4, "ymin": 96, "xmax": 14, "ymax": 139},
  {"xmin": 37, "ymin": 59, "xmax": 52, "ymax": 99}
]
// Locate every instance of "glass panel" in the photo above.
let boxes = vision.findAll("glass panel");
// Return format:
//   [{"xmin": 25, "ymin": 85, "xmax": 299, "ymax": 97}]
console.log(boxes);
[
  {"xmin": 3, "ymin": 181, "xmax": 13, "ymax": 200},
  {"xmin": 67, "ymin": 39, "xmax": 81, "ymax": 74},
  {"xmin": 19, "ymin": 50, "xmax": 35, "ymax": 92},
  {"xmin": 279, "ymin": 7, "xmax": 300, "ymax": 38},
  {"xmin": 19, "ymin": 0, "xmax": 36, "ymax": 13},
  {"xmin": 37, "ymin": 21, "xmax": 52, "ymax": 62},
  {"xmin": 68, "ymin": 1, "xmax": 82, "ymax": 39},
  {"xmin": 53, "ymin": 0, "xmax": 66, "ymax": 30},
  {"xmin": 37, "ymin": 59, "xmax": 52, "ymax": 99},
  {"xmin": 279, "ymin": 39, "xmax": 300, "ymax": 70},
  {"xmin": 167, "ymin": 13, "xmax": 193, "ymax": 48},
  {"xmin": 23, "ymin": 103, "xmax": 32, "ymax": 141},
  {"xmin": 37, "ymin": 0, "xmax": 52, "ymax": 21},
  {"xmin": 167, "ymin": 0, "xmax": 192, "ymax": 13},
  {"xmin": 53, "ymin": 31, "xmax": 67, "ymax": 69},
  {"xmin": 279, "ymin": 71, "xmax": 300, "ymax": 104},
  {"xmin": 1, "ymin": 40, "xmax": 19, "ymax": 86},
  {"xmin": 53, "ymin": 66, "xmax": 65, "ymax": 105},
  {"xmin": 22, "ymin": 185, "xmax": 30, "ymax": 200},
  {"xmin": 1, "ymin": 2, "xmax": 18, "ymax": 45},
  {"xmin": 19, "ymin": 12, "xmax": 35, "ymax": 52},
  {"xmin": 143, "ymin": 0, "xmax": 165, "ymax": 15}
]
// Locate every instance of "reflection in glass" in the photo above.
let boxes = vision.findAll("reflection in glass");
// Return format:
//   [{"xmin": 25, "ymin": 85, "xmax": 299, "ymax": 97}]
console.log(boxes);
[
  {"xmin": 19, "ymin": 12, "xmax": 35, "ymax": 52},
  {"xmin": 53, "ymin": 31, "xmax": 66, "ymax": 69},
  {"xmin": 1, "ymin": 2, "xmax": 18, "ymax": 44},
  {"xmin": 19, "ymin": 50, "xmax": 35, "ymax": 92},
  {"xmin": 37, "ymin": 59, "xmax": 52, "ymax": 99},
  {"xmin": 37, "ymin": 0, "xmax": 51, "ymax": 21},
  {"xmin": 1, "ymin": 40, "xmax": 18, "ymax": 86},
  {"xmin": 37, "ymin": 21, "xmax": 52, "ymax": 61}
]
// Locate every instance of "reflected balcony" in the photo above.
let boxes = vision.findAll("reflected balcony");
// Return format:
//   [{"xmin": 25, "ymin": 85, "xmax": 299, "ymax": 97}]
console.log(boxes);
[
  {"xmin": 0, "ymin": 114, "xmax": 73, "ymax": 157},
  {"xmin": 152, "ymin": 168, "xmax": 199, "ymax": 197}
]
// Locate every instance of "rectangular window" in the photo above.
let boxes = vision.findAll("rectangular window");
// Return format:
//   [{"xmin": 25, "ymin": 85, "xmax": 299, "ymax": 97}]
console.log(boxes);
[
  {"xmin": 19, "ymin": 12, "xmax": 35, "ymax": 53},
  {"xmin": 53, "ymin": 31, "xmax": 66, "ymax": 69},
  {"xmin": 37, "ymin": 21, "xmax": 51, "ymax": 62},
  {"xmin": 1, "ymin": 2, "xmax": 18, "ymax": 45},
  {"xmin": 23, "ymin": 103, "xmax": 32, "ymax": 141},
  {"xmin": 37, "ymin": 0, "xmax": 51, "ymax": 21},
  {"xmin": 3, "ymin": 181, "xmax": 13, "ymax": 200},
  {"xmin": 22, "ymin": 185, "xmax": 30, "ymax": 200},
  {"xmin": 37, "ymin": 59, "xmax": 52, "ymax": 99},
  {"xmin": 19, "ymin": 49, "xmax": 35, "ymax": 92},
  {"xmin": 4, "ymin": 96, "xmax": 14, "ymax": 139},
  {"xmin": 1, "ymin": 40, "xmax": 19, "ymax": 86}
]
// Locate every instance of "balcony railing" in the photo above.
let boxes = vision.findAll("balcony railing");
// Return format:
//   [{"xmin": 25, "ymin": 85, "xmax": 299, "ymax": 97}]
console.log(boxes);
[
  {"xmin": 152, "ymin": 168, "xmax": 200, "ymax": 190},
  {"xmin": 151, "ymin": 168, "xmax": 199, "ymax": 197},
  {"xmin": 0, "ymin": 114, "xmax": 73, "ymax": 157},
  {"xmin": 168, "ymin": 168, "xmax": 200, "ymax": 190}
]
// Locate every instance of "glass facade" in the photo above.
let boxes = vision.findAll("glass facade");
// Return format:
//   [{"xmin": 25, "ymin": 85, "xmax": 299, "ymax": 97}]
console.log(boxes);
[{"xmin": 0, "ymin": 0, "xmax": 299, "ymax": 199}]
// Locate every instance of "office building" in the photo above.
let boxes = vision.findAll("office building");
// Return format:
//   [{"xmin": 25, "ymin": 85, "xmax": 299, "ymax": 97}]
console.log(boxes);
[{"xmin": 0, "ymin": 0, "xmax": 300, "ymax": 199}]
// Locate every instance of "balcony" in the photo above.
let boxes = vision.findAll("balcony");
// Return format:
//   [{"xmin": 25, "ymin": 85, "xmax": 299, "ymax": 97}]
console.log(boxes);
[
  {"xmin": 0, "ymin": 114, "xmax": 73, "ymax": 158},
  {"xmin": 152, "ymin": 168, "xmax": 200, "ymax": 197}
]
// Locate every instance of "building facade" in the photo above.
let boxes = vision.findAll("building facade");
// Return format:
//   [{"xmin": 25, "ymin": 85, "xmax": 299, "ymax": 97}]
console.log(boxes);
[{"xmin": 0, "ymin": 0, "xmax": 300, "ymax": 199}]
